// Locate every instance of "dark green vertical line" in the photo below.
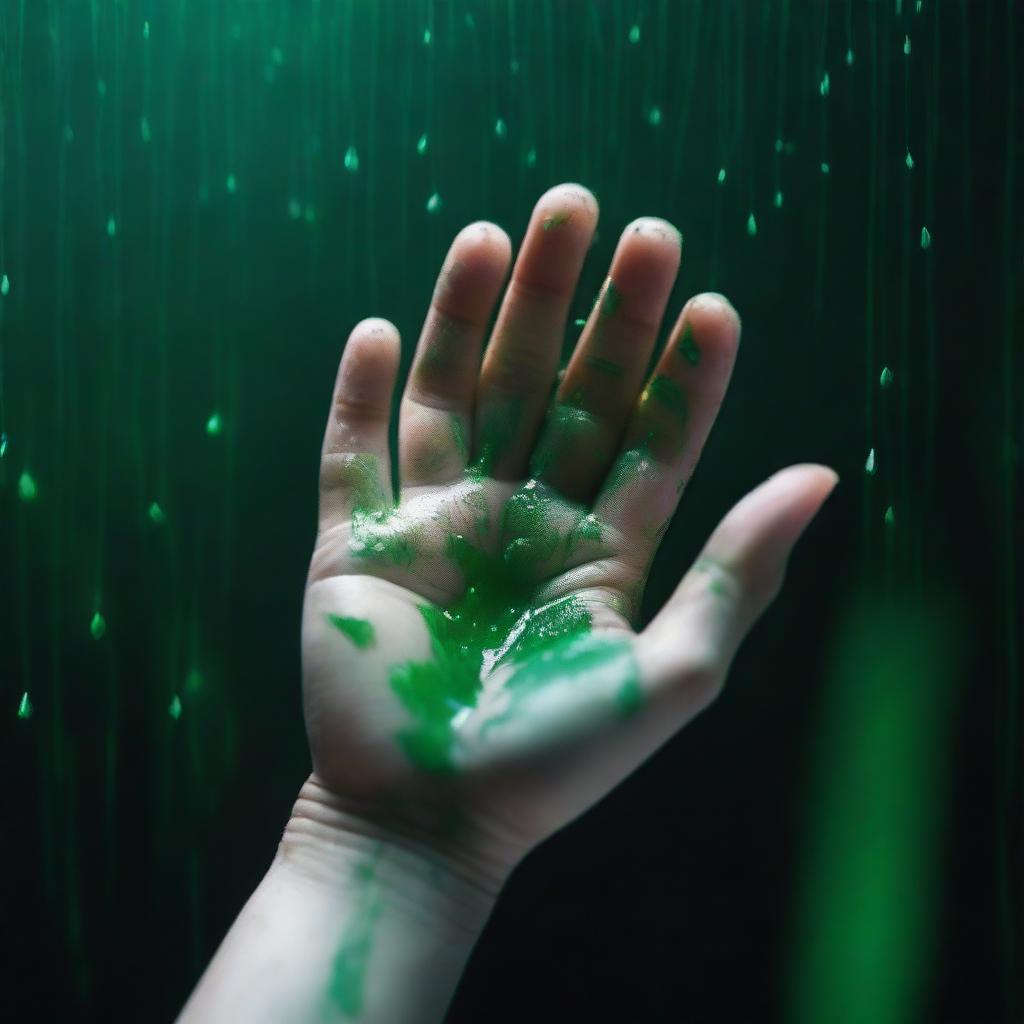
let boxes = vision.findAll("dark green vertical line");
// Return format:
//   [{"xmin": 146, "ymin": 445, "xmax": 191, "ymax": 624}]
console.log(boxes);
[
  {"xmin": 898, "ymin": 9, "xmax": 912, "ymax": 587},
  {"xmin": 365, "ymin": 4, "xmax": 379, "ymax": 309},
  {"xmin": 542, "ymin": 0, "xmax": 556, "ymax": 179},
  {"xmin": 772, "ymin": 0, "xmax": 790, "ymax": 210},
  {"xmin": 958, "ymin": 0, "xmax": 972, "ymax": 248},
  {"xmin": 812, "ymin": 0, "xmax": 830, "ymax": 334}
]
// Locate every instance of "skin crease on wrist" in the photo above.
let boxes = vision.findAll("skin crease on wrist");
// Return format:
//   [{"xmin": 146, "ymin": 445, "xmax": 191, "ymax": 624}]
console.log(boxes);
[{"xmin": 179, "ymin": 183, "xmax": 838, "ymax": 1023}]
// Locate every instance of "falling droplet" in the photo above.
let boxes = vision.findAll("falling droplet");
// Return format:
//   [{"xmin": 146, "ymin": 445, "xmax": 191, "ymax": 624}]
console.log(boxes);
[
  {"xmin": 774, "ymin": 138, "xmax": 784, "ymax": 153},
  {"xmin": 820, "ymin": 162, "xmax": 831, "ymax": 175},
  {"xmin": 90, "ymin": 611, "xmax": 106, "ymax": 640},
  {"xmin": 574, "ymin": 318, "xmax": 586, "ymax": 328},
  {"xmin": 525, "ymin": 147, "xmax": 537, "ymax": 167},
  {"xmin": 884, "ymin": 505, "xmax": 896, "ymax": 527},
  {"xmin": 920, "ymin": 226, "xmax": 932, "ymax": 250},
  {"xmin": 185, "ymin": 668, "xmax": 204, "ymax": 696},
  {"xmin": 819, "ymin": 71, "xmax": 830, "ymax": 97},
  {"xmin": 865, "ymin": 448, "xmax": 877, "ymax": 475},
  {"xmin": 97, "ymin": 77, "xmax": 107, "ymax": 98},
  {"xmin": 717, "ymin": 167, "xmax": 727, "ymax": 184},
  {"xmin": 647, "ymin": 106, "xmax": 662, "ymax": 126},
  {"xmin": 426, "ymin": 192, "xmax": 442, "ymax": 214},
  {"xmin": 18, "ymin": 471, "xmax": 37, "ymax": 501},
  {"xmin": 416, "ymin": 132, "xmax": 428, "ymax": 156},
  {"xmin": 628, "ymin": 24, "xmax": 640, "ymax": 44},
  {"xmin": 168, "ymin": 694, "xmax": 182, "ymax": 720},
  {"xmin": 287, "ymin": 198, "xmax": 301, "ymax": 220},
  {"xmin": 905, "ymin": 149, "xmax": 914, "ymax": 170},
  {"xmin": 845, "ymin": 48, "xmax": 855, "ymax": 66},
  {"xmin": 903, "ymin": 35, "xmax": 911, "ymax": 56},
  {"xmin": 746, "ymin": 213, "xmax": 757, "ymax": 237},
  {"xmin": 344, "ymin": 145, "xmax": 359, "ymax": 172},
  {"xmin": 147, "ymin": 501, "xmax": 166, "ymax": 525},
  {"xmin": 773, "ymin": 190, "xmax": 784, "ymax": 208},
  {"xmin": 494, "ymin": 118, "xmax": 507, "ymax": 138},
  {"xmin": 915, "ymin": 0, "xmax": 922, "ymax": 11},
  {"xmin": 64, "ymin": 123, "xmax": 74, "ymax": 144},
  {"xmin": 880, "ymin": 366, "xmax": 895, "ymax": 389},
  {"xmin": 271, "ymin": 46, "xmax": 284, "ymax": 65},
  {"xmin": 0, "ymin": 433, "xmax": 7, "ymax": 457},
  {"xmin": 143, "ymin": 19, "xmax": 150, "ymax": 39},
  {"xmin": 140, "ymin": 115, "xmax": 151, "ymax": 143},
  {"xmin": 0, "ymin": 273, "xmax": 8, "ymax": 296},
  {"xmin": 423, "ymin": 27, "xmax": 432, "ymax": 45},
  {"xmin": 106, "ymin": 216, "xmax": 117, "ymax": 237},
  {"xmin": 206, "ymin": 412, "xmax": 222, "ymax": 436},
  {"xmin": 17, "ymin": 692, "xmax": 32, "ymax": 720},
  {"xmin": 226, "ymin": 173, "xmax": 237, "ymax": 193}
]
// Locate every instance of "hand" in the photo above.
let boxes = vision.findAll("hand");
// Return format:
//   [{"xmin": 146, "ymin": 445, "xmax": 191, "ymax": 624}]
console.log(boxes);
[{"xmin": 300, "ymin": 182, "xmax": 837, "ymax": 896}]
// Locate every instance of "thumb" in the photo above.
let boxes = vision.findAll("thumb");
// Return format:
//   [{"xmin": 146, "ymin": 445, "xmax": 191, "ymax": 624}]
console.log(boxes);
[{"xmin": 642, "ymin": 463, "xmax": 839, "ymax": 705}]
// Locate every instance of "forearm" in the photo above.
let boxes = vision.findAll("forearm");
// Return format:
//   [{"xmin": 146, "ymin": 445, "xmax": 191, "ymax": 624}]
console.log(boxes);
[{"xmin": 178, "ymin": 777, "xmax": 499, "ymax": 1023}]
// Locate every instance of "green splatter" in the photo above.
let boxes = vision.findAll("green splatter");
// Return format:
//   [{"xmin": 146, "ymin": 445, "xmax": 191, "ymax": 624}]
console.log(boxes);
[
  {"xmin": 600, "ymin": 278, "xmax": 621, "ymax": 318},
  {"xmin": 327, "ymin": 614, "xmax": 376, "ymax": 649},
  {"xmin": 602, "ymin": 445, "xmax": 655, "ymax": 499},
  {"xmin": 615, "ymin": 676, "xmax": 644, "ymax": 716},
  {"xmin": 90, "ymin": 612, "xmax": 106, "ymax": 640},
  {"xmin": 17, "ymin": 692, "xmax": 32, "ymax": 720},
  {"xmin": 542, "ymin": 211, "xmax": 571, "ymax": 231},
  {"xmin": 350, "ymin": 507, "xmax": 422, "ymax": 567},
  {"xmin": 677, "ymin": 322, "xmax": 700, "ymax": 366},
  {"xmin": 584, "ymin": 355, "xmax": 624, "ymax": 377},
  {"xmin": 450, "ymin": 414, "xmax": 468, "ymax": 460},
  {"xmin": 337, "ymin": 453, "xmax": 386, "ymax": 512},
  {"xmin": 474, "ymin": 395, "xmax": 523, "ymax": 474},
  {"xmin": 327, "ymin": 852, "xmax": 384, "ymax": 1017},
  {"xmin": 18, "ymin": 471, "xmax": 37, "ymax": 501},
  {"xmin": 643, "ymin": 375, "xmax": 689, "ymax": 424}
]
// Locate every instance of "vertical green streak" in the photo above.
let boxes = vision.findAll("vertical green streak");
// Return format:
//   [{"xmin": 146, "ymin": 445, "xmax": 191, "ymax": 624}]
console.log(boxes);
[
  {"xmin": 812, "ymin": 0, "xmax": 830, "ymax": 334},
  {"xmin": 365, "ymin": 3, "xmax": 379, "ymax": 309}
]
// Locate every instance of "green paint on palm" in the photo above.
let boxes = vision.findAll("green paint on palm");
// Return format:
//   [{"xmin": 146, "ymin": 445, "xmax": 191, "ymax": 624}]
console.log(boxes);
[
  {"xmin": 327, "ymin": 614, "xmax": 376, "ymax": 649},
  {"xmin": 645, "ymin": 375, "xmax": 689, "ymax": 423},
  {"xmin": 677, "ymin": 322, "xmax": 700, "ymax": 366},
  {"xmin": 450, "ymin": 414, "xmax": 468, "ymax": 460},
  {"xmin": 600, "ymin": 277, "xmax": 621, "ymax": 318},
  {"xmin": 474, "ymin": 395, "xmax": 524, "ymax": 474},
  {"xmin": 584, "ymin": 355, "xmax": 624, "ymax": 376},
  {"xmin": 350, "ymin": 507, "xmax": 422, "ymax": 566},
  {"xmin": 529, "ymin": 404, "xmax": 601, "ymax": 478}
]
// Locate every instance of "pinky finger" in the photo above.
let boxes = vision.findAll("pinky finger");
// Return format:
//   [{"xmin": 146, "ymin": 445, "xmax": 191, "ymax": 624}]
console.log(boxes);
[{"xmin": 318, "ymin": 318, "xmax": 401, "ymax": 529}]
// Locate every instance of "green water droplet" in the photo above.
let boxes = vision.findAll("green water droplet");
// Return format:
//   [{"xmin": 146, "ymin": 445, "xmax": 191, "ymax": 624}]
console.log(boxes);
[
  {"xmin": 774, "ymin": 190, "xmax": 784, "ymax": 208},
  {"xmin": 525, "ymin": 147, "xmax": 537, "ymax": 167},
  {"xmin": 64, "ymin": 123, "xmax": 74, "ymax": 143},
  {"xmin": 327, "ymin": 614, "xmax": 376, "ymax": 649},
  {"xmin": 880, "ymin": 366, "xmax": 895, "ymax": 389},
  {"xmin": 746, "ymin": 213, "xmax": 758, "ymax": 236},
  {"xmin": 677, "ymin": 321, "xmax": 701, "ymax": 366},
  {"xmin": 884, "ymin": 505, "xmax": 896, "ymax": 526},
  {"xmin": 140, "ymin": 114, "xmax": 151, "ymax": 143},
  {"xmin": 206, "ymin": 412, "xmax": 222, "ymax": 436},
  {"xmin": 465, "ymin": 11, "xmax": 476, "ymax": 29},
  {"xmin": 143, "ymin": 19, "xmax": 150, "ymax": 39},
  {"xmin": 271, "ymin": 46, "xmax": 284, "ymax": 65},
  {"xmin": 820, "ymin": 71, "xmax": 830, "ymax": 97},
  {"xmin": 915, "ymin": 0, "xmax": 923, "ymax": 11},
  {"xmin": 628, "ymin": 24, "xmax": 640, "ymax": 43},
  {"xmin": 903, "ymin": 35, "xmax": 911, "ymax": 56},
  {"xmin": 226, "ymin": 173, "xmax": 237, "ymax": 193},
  {"xmin": 846, "ymin": 48, "xmax": 855, "ymax": 66},
  {"xmin": 905, "ymin": 149, "xmax": 914, "ymax": 170},
  {"xmin": 647, "ymin": 106, "xmax": 662, "ymax": 126},
  {"xmin": 97, "ymin": 77, "xmax": 107, "ymax": 97},
  {"xmin": 344, "ymin": 145, "xmax": 359, "ymax": 172},
  {"xmin": 0, "ymin": 433, "xmax": 7, "ymax": 457},
  {"xmin": 147, "ymin": 501, "xmax": 166, "ymax": 525},
  {"xmin": 416, "ymin": 132, "xmax": 428, "ymax": 155},
  {"xmin": 288, "ymin": 198, "xmax": 302, "ymax": 220},
  {"xmin": 168, "ymin": 694, "xmax": 182, "ymax": 720},
  {"xmin": 106, "ymin": 216, "xmax": 116, "ymax": 237},
  {"xmin": 820, "ymin": 161, "xmax": 831, "ymax": 175},
  {"xmin": 865, "ymin": 448, "xmax": 877, "ymax": 475},
  {"xmin": 574, "ymin": 318, "xmax": 586, "ymax": 328},
  {"xmin": 717, "ymin": 167, "xmax": 727, "ymax": 184},
  {"xmin": 600, "ymin": 278, "xmax": 621, "ymax": 317},
  {"xmin": 920, "ymin": 226, "xmax": 931, "ymax": 250},
  {"xmin": 18, "ymin": 471, "xmax": 37, "ymax": 501},
  {"xmin": 775, "ymin": 138, "xmax": 784, "ymax": 153},
  {"xmin": 0, "ymin": 273, "xmax": 9, "ymax": 296},
  {"xmin": 423, "ymin": 27, "xmax": 432, "ymax": 45},
  {"xmin": 426, "ymin": 192, "xmax": 442, "ymax": 214},
  {"xmin": 17, "ymin": 692, "xmax": 32, "ymax": 720},
  {"xmin": 90, "ymin": 611, "xmax": 106, "ymax": 640},
  {"xmin": 494, "ymin": 117, "xmax": 507, "ymax": 138}
]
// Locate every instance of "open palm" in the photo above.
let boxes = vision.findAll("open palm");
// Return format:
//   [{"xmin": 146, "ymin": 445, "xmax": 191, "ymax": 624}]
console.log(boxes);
[{"xmin": 301, "ymin": 184, "xmax": 836, "ymax": 891}]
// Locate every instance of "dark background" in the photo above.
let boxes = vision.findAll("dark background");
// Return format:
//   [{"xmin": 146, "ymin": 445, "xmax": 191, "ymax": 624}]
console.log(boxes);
[{"xmin": 1, "ymin": 1, "xmax": 1020, "ymax": 1020}]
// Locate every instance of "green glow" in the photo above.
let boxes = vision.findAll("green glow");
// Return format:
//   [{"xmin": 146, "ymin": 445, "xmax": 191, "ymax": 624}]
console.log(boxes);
[
  {"xmin": 147, "ymin": 501, "xmax": 166, "ymax": 525},
  {"xmin": 774, "ymin": 190, "xmax": 784, "ymax": 208},
  {"xmin": 905, "ymin": 149, "xmax": 915, "ymax": 170},
  {"xmin": 416, "ymin": 132, "xmax": 428, "ymax": 155},
  {"xmin": 106, "ymin": 215, "xmax": 116, "ymax": 237},
  {"xmin": 494, "ymin": 117, "xmax": 507, "ymax": 138},
  {"xmin": 326, "ymin": 613, "xmax": 376, "ymax": 649},
  {"xmin": 904, "ymin": 35, "xmax": 912, "ymax": 57},
  {"xmin": 677, "ymin": 322, "xmax": 700, "ymax": 366},
  {"xmin": 426, "ymin": 192, "xmax": 442, "ymax": 214},
  {"xmin": 168, "ymin": 694, "xmax": 182, "ymax": 720},
  {"xmin": 920, "ymin": 226, "xmax": 932, "ymax": 250},
  {"xmin": 0, "ymin": 433, "xmax": 7, "ymax": 457},
  {"xmin": 845, "ymin": 48, "xmax": 855, "ymax": 66},
  {"xmin": 0, "ymin": 272, "xmax": 9, "ymax": 296},
  {"xmin": 226, "ymin": 173, "xmax": 237, "ymax": 193},
  {"xmin": 525, "ymin": 146, "xmax": 537, "ymax": 167},
  {"xmin": 344, "ymin": 145, "xmax": 359, "ymax": 173},
  {"xmin": 90, "ymin": 612, "xmax": 106, "ymax": 640},
  {"xmin": 884, "ymin": 505, "xmax": 895, "ymax": 527},
  {"xmin": 717, "ymin": 167, "xmax": 726, "ymax": 184},
  {"xmin": 18, "ymin": 471, "xmax": 37, "ymax": 501},
  {"xmin": 879, "ymin": 367, "xmax": 894, "ymax": 389},
  {"xmin": 820, "ymin": 162, "xmax": 831, "ymax": 175},
  {"xmin": 820, "ymin": 72, "xmax": 830, "ymax": 97},
  {"xmin": 747, "ymin": 212, "xmax": 757, "ymax": 236},
  {"xmin": 140, "ymin": 115, "xmax": 151, "ymax": 143},
  {"xmin": 205, "ymin": 412, "xmax": 222, "ymax": 436},
  {"xmin": 628, "ymin": 24, "xmax": 640, "ymax": 43},
  {"xmin": 865, "ymin": 448, "xmax": 877, "ymax": 475},
  {"xmin": 17, "ymin": 692, "xmax": 33, "ymax": 720},
  {"xmin": 647, "ymin": 106, "xmax": 662, "ymax": 126}
]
